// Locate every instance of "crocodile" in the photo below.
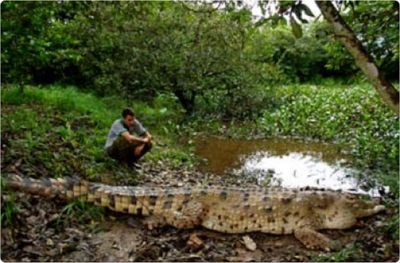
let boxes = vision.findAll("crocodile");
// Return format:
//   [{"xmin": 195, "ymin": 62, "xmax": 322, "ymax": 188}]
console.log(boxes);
[{"xmin": 3, "ymin": 174, "xmax": 385, "ymax": 251}]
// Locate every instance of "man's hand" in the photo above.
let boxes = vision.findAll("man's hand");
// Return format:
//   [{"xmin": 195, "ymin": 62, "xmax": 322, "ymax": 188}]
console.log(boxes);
[
  {"xmin": 121, "ymin": 131, "xmax": 152, "ymax": 145},
  {"xmin": 129, "ymin": 134, "xmax": 151, "ymax": 145},
  {"xmin": 143, "ymin": 131, "xmax": 152, "ymax": 144}
]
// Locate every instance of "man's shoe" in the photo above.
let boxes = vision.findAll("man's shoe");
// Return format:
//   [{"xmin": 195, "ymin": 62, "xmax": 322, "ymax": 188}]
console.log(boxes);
[{"xmin": 131, "ymin": 162, "xmax": 142, "ymax": 169}]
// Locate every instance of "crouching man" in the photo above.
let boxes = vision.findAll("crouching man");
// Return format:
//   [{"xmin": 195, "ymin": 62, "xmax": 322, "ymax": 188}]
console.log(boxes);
[{"xmin": 105, "ymin": 108, "xmax": 152, "ymax": 165}]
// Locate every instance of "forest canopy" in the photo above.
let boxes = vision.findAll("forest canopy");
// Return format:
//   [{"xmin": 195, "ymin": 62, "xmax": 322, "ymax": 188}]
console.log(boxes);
[{"xmin": 1, "ymin": 1, "xmax": 399, "ymax": 117}]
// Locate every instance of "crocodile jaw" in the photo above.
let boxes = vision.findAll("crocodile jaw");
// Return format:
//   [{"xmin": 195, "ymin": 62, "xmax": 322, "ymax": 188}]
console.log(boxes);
[
  {"xmin": 371, "ymin": 205, "xmax": 386, "ymax": 215},
  {"xmin": 353, "ymin": 203, "xmax": 386, "ymax": 219}
]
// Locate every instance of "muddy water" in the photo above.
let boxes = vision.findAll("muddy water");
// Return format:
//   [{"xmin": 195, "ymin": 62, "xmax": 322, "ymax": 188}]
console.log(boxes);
[{"xmin": 195, "ymin": 136, "xmax": 387, "ymax": 196}]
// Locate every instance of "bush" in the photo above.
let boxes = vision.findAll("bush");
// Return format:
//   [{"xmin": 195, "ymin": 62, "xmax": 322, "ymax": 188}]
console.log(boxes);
[{"xmin": 256, "ymin": 83, "xmax": 399, "ymax": 173}]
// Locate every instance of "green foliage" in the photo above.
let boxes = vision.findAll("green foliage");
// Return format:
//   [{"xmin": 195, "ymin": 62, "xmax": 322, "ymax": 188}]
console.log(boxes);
[
  {"xmin": 3, "ymin": 1, "xmax": 397, "ymax": 117},
  {"xmin": 1, "ymin": 83, "xmax": 398, "ymax": 252},
  {"xmin": 1, "ymin": 2, "xmax": 398, "ymax": 254},
  {"xmin": 57, "ymin": 198, "xmax": 104, "ymax": 227},
  {"xmin": 383, "ymin": 213, "xmax": 400, "ymax": 241},
  {"xmin": 342, "ymin": 1, "xmax": 399, "ymax": 79},
  {"xmin": 172, "ymin": 81, "xmax": 399, "ymax": 198},
  {"xmin": 256, "ymin": 82, "xmax": 399, "ymax": 173},
  {"xmin": 1, "ymin": 85, "xmax": 196, "ymax": 182},
  {"xmin": 1, "ymin": 191, "xmax": 21, "ymax": 227},
  {"xmin": 312, "ymin": 22, "xmax": 358, "ymax": 77},
  {"xmin": 312, "ymin": 243, "xmax": 363, "ymax": 262},
  {"xmin": 1, "ymin": 2, "xmax": 83, "ymax": 85},
  {"xmin": 2, "ymin": 82, "xmax": 397, "ymax": 180},
  {"xmin": 1, "ymin": 177, "xmax": 20, "ymax": 226},
  {"xmin": 251, "ymin": 22, "xmax": 360, "ymax": 82},
  {"xmin": 148, "ymin": 146, "xmax": 197, "ymax": 169},
  {"xmin": 1, "ymin": 86, "xmax": 45, "ymax": 105},
  {"xmin": 377, "ymin": 172, "xmax": 399, "ymax": 200}
]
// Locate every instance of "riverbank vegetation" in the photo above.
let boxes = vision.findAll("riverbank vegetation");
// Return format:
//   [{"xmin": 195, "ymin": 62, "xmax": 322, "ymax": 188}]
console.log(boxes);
[
  {"xmin": 1, "ymin": 0, "xmax": 398, "ymax": 261},
  {"xmin": 1, "ymin": 81, "xmax": 399, "ymax": 260},
  {"xmin": 2, "ymin": 82, "xmax": 398, "ymax": 187}
]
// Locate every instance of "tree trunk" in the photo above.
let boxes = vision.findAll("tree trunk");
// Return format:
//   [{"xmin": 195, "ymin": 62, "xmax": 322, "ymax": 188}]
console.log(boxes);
[
  {"xmin": 174, "ymin": 89, "xmax": 196, "ymax": 115},
  {"xmin": 315, "ymin": 0, "xmax": 399, "ymax": 116}
]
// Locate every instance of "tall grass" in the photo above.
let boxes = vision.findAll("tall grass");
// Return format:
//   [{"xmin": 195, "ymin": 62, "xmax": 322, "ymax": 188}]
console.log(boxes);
[
  {"xmin": 2, "ymin": 85, "xmax": 117, "ymax": 126},
  {"xmin": 1, "ymin": 84, "xmax": 184, "ymax": 131}
]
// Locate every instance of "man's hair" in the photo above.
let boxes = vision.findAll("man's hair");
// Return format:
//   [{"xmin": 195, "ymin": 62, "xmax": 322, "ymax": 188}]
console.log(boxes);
[{"xmin": 122, "ymin": 108, "xmax": 135, "ymax": 118}]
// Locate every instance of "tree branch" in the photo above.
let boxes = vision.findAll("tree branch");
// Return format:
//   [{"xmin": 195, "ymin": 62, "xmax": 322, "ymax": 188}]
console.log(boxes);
[{"xmin": 316, "ymin": 0, "xmax": 399, "ymax": 116}]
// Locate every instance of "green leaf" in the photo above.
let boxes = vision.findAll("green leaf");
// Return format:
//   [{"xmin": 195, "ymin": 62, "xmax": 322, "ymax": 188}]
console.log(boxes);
[{"xmin": 290, "ymin": 16, "xmax": 302, "ymax": 38}]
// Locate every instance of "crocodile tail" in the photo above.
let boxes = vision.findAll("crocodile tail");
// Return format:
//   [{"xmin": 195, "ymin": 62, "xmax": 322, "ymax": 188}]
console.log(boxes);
[{"xmin": 3, "ymin": 173, "xmax": 87, "ymax": 200}]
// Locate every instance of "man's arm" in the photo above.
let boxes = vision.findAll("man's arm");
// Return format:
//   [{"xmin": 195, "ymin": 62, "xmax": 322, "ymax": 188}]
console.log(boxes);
[
  {"xmin": 142, "ymin": 131, "xmax": 152, "ymax": 143},
  {"xmin": 134, "ymin": 120, "xmax": 151, "ymax": 143},
  {"xmin": 121, "ymin": 131, "xmax": 147, "ymax": 145}
]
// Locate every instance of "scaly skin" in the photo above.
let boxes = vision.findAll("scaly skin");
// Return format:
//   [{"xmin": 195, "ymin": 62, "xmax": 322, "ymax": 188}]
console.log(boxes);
[{"xmin": 4, "ymin": 174, "xmax": 385, "ymax": 251}]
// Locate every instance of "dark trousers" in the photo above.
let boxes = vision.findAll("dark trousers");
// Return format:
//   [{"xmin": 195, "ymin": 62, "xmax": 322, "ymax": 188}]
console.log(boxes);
[{"xmin": 106, "ymin": 137, "xmax": 152, "ymax": 164}]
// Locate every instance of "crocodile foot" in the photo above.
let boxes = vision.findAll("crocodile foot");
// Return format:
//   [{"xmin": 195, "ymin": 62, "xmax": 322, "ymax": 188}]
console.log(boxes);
[
  {"xmin": 143, "ymin": 216, "xmax": 167, "ymax": 230},
  {"xmin": 294, "ymin": 228, "xmax": 340, "ymax": 251}
]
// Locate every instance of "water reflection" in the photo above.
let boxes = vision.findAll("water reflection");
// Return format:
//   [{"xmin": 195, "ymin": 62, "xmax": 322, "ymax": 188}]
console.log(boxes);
[
  {"xmin": 196, "ymin": 136, "xmax": 387, "ymax": 196},
  {"xmin": 242, "ymin": 152, "xmax": 356, "ymax": 187}
]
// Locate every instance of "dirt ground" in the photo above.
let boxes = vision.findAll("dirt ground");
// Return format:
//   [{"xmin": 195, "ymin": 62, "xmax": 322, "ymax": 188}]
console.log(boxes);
[{"xmin": 1, "ymin": 163, "xmax": 399, "ymax": 262}]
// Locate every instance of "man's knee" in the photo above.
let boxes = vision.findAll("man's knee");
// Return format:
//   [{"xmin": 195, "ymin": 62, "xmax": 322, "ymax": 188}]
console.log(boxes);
[
  {"xmin": 133, "ymin": 141, "xmax": 151, "ymax": 156},
  {"xmin": 140, "ymin": 141, "xmax": 152, "ymax": 155},
  {"xmin": 134, "ymin": 144, "xmax": 144, "ymax": 156}
]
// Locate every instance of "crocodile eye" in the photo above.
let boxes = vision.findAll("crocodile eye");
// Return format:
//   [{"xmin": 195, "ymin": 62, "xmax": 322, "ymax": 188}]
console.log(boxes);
[
  {"xmin": 315, "ymin": 204, "xmax": 327, "ymax": 209},
  {"xmin": 346, "ymin": 195, "xmax": 357, "ymax": 201}
]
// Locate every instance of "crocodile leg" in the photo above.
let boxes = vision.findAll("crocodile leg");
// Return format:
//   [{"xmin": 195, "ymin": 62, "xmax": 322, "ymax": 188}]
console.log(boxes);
[
  {"xmin": 143, "ymin": 216, "xmax": 168, "ymax": 230},
  {"xmin": 294, "ymin": 228, "xmax": 338, "ymax": 251}
]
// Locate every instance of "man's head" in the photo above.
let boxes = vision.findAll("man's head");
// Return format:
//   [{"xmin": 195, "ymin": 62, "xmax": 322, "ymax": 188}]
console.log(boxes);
[{"xmin": 122, "ymin": 108, "xmax": 135, "ymax": 127}]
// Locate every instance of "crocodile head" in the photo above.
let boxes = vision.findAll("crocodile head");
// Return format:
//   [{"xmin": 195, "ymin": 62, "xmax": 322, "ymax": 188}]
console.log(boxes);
[
  {"xmin": 345, "ymin": 194, "xmax": 385, "ymax": 219},
  {"xmin": 314, "ymin": 193, "xmax": 385, "ymax": 229}
]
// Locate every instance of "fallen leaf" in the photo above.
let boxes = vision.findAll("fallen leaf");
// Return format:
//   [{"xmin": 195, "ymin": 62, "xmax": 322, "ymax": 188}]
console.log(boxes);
[
  {"xmin": 187, "ymin": 233, "xmax": 204, "ymax": 251},
  {"xmin": 242, "ymin": 235, "xmax": 257, "ymax": 251},
  {"xmin": 227, "ymin": 248, "xmax": 263, "ymax": 262},
  {"xmin": 112, "ymin": 241, "xmax": 120, "ymax": 250},
  {"xmin": 46, "ymin": 238, "xmax": 54, "ymax": 247},
  {"xmin": 26, "ymin": 215, "xmax": 37, "ymax": 225}
]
